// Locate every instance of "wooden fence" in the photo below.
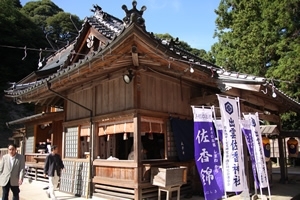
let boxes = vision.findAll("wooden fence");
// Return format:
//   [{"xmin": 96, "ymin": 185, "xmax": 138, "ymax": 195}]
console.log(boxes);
[{"xmin": 60, "ymin": 159, "xmax": 90, "ymax": 197}]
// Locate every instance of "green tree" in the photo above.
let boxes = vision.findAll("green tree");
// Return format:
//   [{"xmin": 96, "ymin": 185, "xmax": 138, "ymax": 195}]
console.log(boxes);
[
  {"xmin": 46, "ymin": 12, "xmax": 82, "ymax": 48},
  {"xmin": 212, "ymin": 0, "xmax": 300, "ymax": 128},
  {"xmin": 12, "ymin": 0, "xmax": 22, "ymax": 8},
  {"xmin": 21, "ymin": 0, "xmax": 63, "ymax": 29},
  {"xmin": 213, "ymin": 0, "xmax": 270, "ymax": 76},
  {"xmin": 21, "ymin": 0, "xmax": 82, "ymax": 49},
  {"xmin": 0, "ymin": 0, "xmax": 43, "ymax": 147},
  {"xmin": 0, "ymin": 0, "xmax": 47, "ymax": 90}
]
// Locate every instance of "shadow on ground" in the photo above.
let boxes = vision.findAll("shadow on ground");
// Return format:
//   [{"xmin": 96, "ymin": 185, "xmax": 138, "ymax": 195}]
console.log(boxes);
[{"xmin": 265, "ymin": 173, "xmax": 300, "ymax": 199}]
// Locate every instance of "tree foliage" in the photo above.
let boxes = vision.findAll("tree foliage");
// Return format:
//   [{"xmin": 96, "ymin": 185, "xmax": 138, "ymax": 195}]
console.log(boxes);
[
  {"xmin": 0, "ymin": 0, "xmax": 44, "ymax": 146},
  {"xmin": 213, "ymin": 0, "xmax": 270, "ymax": 76},
  {"xmin": 46, "ymin": 12, "xmax": 82, "ymax": 48},
  {"xmin": 21, "ymin": 0, "xmax": 63, "ymax": 28},
  {"xmin": 0, "ymin": 0, "xmax": 47, "ymax": 91},
  {"xmin": 0, "ymin": 0, "xmax": 83, "ymax": 145},
  {"xmin": 11, "ymin": 0, "xmax": 21, "ymax": 8},
  {"xmin": 213, "ymin": 0, "xmax": 300, "ymax": 128},
  {"xmin": 21, "ymin": 0, "xmax": 82, "ymax": 49}
]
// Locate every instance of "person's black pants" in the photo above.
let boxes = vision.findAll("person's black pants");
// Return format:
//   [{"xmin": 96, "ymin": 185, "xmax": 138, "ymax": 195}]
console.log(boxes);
[{"xmin": 2, "ymin": 181, "xmax": 20, "ymax": 200}]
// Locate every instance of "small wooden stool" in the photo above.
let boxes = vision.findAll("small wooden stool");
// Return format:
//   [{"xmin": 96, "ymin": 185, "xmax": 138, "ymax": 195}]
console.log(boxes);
[{"xmin": 158, "ymin": 185, "xmax": 181, "ymax": 200}]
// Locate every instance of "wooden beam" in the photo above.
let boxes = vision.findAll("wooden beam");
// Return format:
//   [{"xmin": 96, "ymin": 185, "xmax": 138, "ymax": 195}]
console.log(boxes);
[
  {"xmin": 90, "ymin": 28, "xmax": 110, "ymax": 44},
  {"xmin": 189, "ymin": 92, "xmax": 280, "ymax": 117},
  {"xmin": 190, "ymin": 94, "xmax": 217, "ymax": 105},
  {"xmin": 190, "ymin": 96, "xmax": 280, "ymax": 123},
  {"xmin": 131, "ymin": 45, "xmax": 139, "ymax": 66},
  {"xmin": 132, "ymin": 52, "xmax": 139, "ymax": 66},
  {"xmin": 224, "ymin": 82, "xmax": 261, "ymax": 92},
  {"xmin": 242, "ymin": 94, "xmax": 279, "ymax": 111},
  {"xmin": 242, "ymin": 104, "xmax": 280, "ymax": 123},
  {"xmin": 280, "ymin": 130, "xmax": 300, "ymax": 137},
  {"xmin": 225, "ymin": 89, "xmax": 279, "ymax": 112},
  {"xmin": 258, "ymin": 114, "xmax": 280, "ymax": 123},
  {"xmin": 224, "ymin": 88, "xmax": 241, "ymax": 97}
]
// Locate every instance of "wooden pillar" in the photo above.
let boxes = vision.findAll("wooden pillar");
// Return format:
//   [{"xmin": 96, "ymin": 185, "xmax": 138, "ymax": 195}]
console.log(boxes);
[
  {"xmin": 133, "ymin": 114, "xmax": 142, "ymax": 199},
  {"xmin": 242, "ymin": 135, "xmax": 250, "ymax": 188},
  {"xmin": 240, "ymin": 102, "xmax": 250, "ymax": 189},
  {"xmin": 278, "ymin": 136, "xmax": 287, "ymax": 183},
  {"xmin": 35, "ymin": 168, "xmax": 37, "ymax": 180}
]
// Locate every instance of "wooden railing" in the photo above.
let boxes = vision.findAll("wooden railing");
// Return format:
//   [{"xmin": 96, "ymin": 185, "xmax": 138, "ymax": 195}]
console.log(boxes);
[
  {"xmin": 93, "ymin": 159, "xmax": 142, "ymax": 199},
  {"xmin": 24, "ymin": 153, "xmax": 48, "ymax": 182},
  {"xmin": 92, "ymin": 159, "xmax": 188, "ymax": 199},
  {"xmin": 1, "ymin": 150, "xmax": 195, "ymax": 199}
]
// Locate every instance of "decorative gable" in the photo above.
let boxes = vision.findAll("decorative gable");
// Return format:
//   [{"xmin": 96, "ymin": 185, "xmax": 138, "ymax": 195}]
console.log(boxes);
[{"xmin": 122, "ymin": 0, "xmax": 147, "ymax": 28}]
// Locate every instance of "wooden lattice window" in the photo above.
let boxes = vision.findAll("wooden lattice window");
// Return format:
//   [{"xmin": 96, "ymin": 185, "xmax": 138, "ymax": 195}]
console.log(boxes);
[
  {"xmin": 25, "ymin": 125, "xmax": 34, "ymax": 153},
  {"xmin": 65, "ymin": 127, "xmax": 78, "ymax": 158}
]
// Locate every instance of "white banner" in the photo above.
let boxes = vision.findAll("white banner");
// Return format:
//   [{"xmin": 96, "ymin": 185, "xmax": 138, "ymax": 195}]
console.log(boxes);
[
  {"xmin": 244, "ymin": 113, "xmax": 269, "ymax": 188},
  {"xmin": 217, "ymin": 95, "xmax": 245, "ymax": 192}
]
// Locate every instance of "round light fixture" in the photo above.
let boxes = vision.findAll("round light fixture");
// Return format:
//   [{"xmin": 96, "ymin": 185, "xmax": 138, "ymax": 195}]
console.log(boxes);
[
  {"xmin": 123, "ymin": 70, "xmax": 134, "ymax": 84},
  {"xmin": 190, "ymin": 67, "xmax": 194, "ymax": 73},
  {"xmin": 123, "ymin": 74, "xmax": 132, "ymax": 83}
]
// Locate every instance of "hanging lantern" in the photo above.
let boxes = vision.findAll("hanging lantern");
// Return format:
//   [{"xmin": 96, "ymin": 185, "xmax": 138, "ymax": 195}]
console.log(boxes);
[
  {"xmin": 262, "ymin": 135, "xmax": 270, "ymax": 162},
  {"xmin": 287, "ymin": 137, "xmax": 299, "ymax": 158}
]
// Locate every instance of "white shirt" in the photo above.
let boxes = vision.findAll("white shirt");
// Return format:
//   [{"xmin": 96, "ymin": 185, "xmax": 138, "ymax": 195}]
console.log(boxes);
[
  {"xmin": 128, "ymin": 151, "xmax": 134, "ymax": 160},
  {"xmin": 10, "ymin": 155, "xmax": 16, "ymax": 169}
]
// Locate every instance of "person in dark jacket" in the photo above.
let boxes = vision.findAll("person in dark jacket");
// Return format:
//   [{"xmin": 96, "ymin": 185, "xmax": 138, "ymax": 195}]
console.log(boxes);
[{"xmin": 44, "ymin": 145, "xmax": 64, "ymax": 200}]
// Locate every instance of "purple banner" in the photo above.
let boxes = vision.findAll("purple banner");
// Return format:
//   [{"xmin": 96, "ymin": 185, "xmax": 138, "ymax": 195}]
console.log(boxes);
[
  {"xmin": 214, "ymin": 120, "xmax": 223, "ymax": 156},
  {"xmin": 214, "ymin": 120, "xmax": 223, "ymax": 143},
  {"xmin": 193, "ymin": 108, "xmax": 224, "ymax": 200},
  {"xmin": 240, "ymin": 120, "xmax": 259, "ymax": 189}
]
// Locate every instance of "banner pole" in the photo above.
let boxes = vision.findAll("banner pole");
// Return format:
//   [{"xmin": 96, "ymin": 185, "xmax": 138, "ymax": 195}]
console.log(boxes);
[
  {"xmin": 217, "ymin": 94, "xmax": 237, "ymax": 99},
  {"xmin": 212, "ymin": 106, "xmax": 227, "ymax": 199},
  {"xmin": 236, "ymin": 98, "xmax": 250, "ymax": 200},
  {"xmin": 255, "ymin": 113, "xmax": 272, "ymax": 200},
  {"xmin": 251, "ymin": 115, "xmax": 264, "ymax": 199},
  {"xmin": 246, "ymin": 113, "xmax": 267, "ymax": 200},
  {"xmin": 191, "ymin": 105, "xmax": 220, "ymax": 109}
]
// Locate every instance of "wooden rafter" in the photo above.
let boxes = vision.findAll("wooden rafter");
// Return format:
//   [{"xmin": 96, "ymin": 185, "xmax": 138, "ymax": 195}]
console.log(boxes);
[{"xmin": 131, "ymin": 45, "xmax": 139, "ymax": 66}]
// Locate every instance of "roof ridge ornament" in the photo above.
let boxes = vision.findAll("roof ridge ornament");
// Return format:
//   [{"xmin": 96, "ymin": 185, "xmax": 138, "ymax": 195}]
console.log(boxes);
[
  {"xmin": 169, "ymin": 37, "xmax": 180, "ymax": 47},
  {"xmin": 122, "ymin": 1, "xmax": 147, "ymax": 28},
  {"xmin": 91, "ymin": 4, "xmax": 108, "ymax": 21}
]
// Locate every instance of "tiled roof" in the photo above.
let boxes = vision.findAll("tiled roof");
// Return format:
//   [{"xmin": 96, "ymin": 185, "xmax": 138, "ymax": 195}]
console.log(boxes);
[
  {"xmin": 86, "ymin": 8, "xmax": 124, "ymax": 39},
  {"xmin": 4, "ymin": 2, "xmax": 300, "ymax": 110},
  {"xmin": 5, "ymin": 6, "xmax": 126, "ymax": 98},
  {"xmin": 36, "ymin": 43, "xmax": 75, "ymax": 75}
]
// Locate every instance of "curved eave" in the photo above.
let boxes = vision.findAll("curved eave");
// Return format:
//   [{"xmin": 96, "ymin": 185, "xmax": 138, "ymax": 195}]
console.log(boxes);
[
  {"xmin": 4, "ymin": 25, "xmax": 128, "ymax": 99},
  {"xmin": 6, "ymin": 111, "xmax": 64, "ymax": 127},
  {"xmin": 4, "ymin": 19, "xmax": 300, "ymax": 115},
  {"xmin": 218, "ymin": 74, "xmax": 266, "ymax": 84},
  {"xmin": 270, "ymin": 85, "xmax": 300, "ymax": 113},
  {"xmin": 35, "ymin": 66, "xmax": 60, "ymax": 77}
]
